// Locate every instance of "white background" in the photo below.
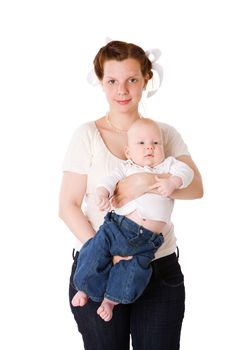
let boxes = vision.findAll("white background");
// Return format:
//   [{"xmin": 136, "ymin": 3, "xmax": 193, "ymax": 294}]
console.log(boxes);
[{"xmin": 0, "ymin": 0, "xmax": 232, "ymax": 349}]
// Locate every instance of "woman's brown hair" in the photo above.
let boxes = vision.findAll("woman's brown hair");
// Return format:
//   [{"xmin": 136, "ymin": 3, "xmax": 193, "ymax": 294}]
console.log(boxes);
[{"xmin": 93, "ymin": 40, "xmax": 153, "ymax": 81}]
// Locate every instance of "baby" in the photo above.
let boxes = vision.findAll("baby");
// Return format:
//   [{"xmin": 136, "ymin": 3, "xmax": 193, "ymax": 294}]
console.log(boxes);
[{"xmin": 72, "ymin": 118, "xmax": 194, "ymax": 321}]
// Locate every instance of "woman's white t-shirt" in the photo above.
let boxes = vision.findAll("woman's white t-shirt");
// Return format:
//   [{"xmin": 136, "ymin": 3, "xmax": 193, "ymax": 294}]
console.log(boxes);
[{"xmin": 62, "ymin": 121, "xmax": 190, "ymax": 259}]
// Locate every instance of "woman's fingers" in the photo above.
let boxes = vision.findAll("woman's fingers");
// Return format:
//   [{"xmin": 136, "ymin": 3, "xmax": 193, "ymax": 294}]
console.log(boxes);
[{"xmin": 112, "ymin": 255, "xmax": 133, "ymax": 265}]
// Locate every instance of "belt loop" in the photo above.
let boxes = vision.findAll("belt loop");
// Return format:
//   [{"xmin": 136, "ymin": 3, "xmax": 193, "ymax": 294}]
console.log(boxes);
[
  {"xmin": 105, "ymin": 211, "xmax": 113, "ymax": 222},
  {"xmin": 176, "ymin": 246, "xmax": 180, "ymax": 260},
  {"xmin": 109, "ymin": 210, "xmax": 115, "ymax": 220},
  {"xmin": 72, "ymin": 248, "xmax": 75, "ymax": 260}
]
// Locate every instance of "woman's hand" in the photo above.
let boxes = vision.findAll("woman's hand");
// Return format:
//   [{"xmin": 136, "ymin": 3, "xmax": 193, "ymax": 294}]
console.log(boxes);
[
  {"xmin": 112, "ymin": 255, "xmax": 133, "ymax": 265},
  {"xmin": 111, "ymin": 172, "xmax": 160, "ymax": 208}
]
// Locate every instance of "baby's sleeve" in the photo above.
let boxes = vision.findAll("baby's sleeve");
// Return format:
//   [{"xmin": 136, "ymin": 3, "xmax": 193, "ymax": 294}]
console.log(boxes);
[
  {"xmin": 97, "ymin": 163, "xmax": 126, "ymax": 197},
  {"xmin": 168, "ymin": 157, "xmax": 194, "ymax": 188}
]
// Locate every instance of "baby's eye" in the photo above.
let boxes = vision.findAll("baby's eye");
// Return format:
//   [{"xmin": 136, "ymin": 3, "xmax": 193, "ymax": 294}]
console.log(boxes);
[
  {"xmin": 139, "ymin": 141, "xmax": 144, "ymax": 144},
  {"xmin": 154, "ymin": 142, "xmax": 159, "ymax": 145}
]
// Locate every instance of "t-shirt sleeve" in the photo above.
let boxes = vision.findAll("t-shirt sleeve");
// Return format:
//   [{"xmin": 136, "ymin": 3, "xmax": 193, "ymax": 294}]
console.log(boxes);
[
  {"xmin": 62, "ymin": 123, "xmax": 93, "ymax": 174},
  {"xmin": 160, "ymin": 122, "xmax": 190, "ymax": 158}
]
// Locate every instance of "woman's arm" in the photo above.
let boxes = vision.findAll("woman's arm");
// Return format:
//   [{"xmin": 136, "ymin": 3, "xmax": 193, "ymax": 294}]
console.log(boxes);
[
  {"xmin": 59, "ymin": 172, "xmax": 132, "ymax": 263},
  {"xmin": 111, "ymin": 172, "xmax": 156, "ymax": 208},
  {"xmin": 111, "ymin": 156, "xmax": 203, "ymax": 208},
  {"xmin": 59, "ymin": 172, "xmax": 95, "ymax": 243}
]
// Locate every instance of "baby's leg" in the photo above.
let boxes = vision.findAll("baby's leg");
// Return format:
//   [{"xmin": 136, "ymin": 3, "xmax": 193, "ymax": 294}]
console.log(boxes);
[
  {"xmin": 71, "ymin": 291, "xmax": 88, "ymax": 307},
  {"xmin": 97, "ymin": 298, "xmax": 119, "ymax": 322}
]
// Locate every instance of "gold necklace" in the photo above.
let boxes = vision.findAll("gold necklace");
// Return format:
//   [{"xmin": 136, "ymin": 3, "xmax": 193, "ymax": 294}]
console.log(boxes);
[{"xmin": 106, "ymin": 113, "xmax": 142, "ymax": 134}]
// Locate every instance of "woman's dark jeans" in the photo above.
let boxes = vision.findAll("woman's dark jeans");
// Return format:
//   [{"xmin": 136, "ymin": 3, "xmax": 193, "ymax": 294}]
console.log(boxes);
[{"xmin": 69, "ymin": 250, "xmax": 185, "ymax": 350}]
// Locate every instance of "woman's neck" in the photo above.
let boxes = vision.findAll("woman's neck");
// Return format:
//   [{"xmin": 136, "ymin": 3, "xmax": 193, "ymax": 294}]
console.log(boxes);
[{"xmin": 106, "ymin": 111, "xmax": 142, "ymax": 133}]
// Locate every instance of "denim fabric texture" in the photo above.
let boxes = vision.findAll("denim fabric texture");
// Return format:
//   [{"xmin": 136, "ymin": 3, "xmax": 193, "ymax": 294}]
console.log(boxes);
[
  {"xmin": 73, "ymin": 211, "xmax": 164, "ymax": 304},
  {"xmin": 69, "ymin": 250, "xmax": 185, "ymax": 350}
]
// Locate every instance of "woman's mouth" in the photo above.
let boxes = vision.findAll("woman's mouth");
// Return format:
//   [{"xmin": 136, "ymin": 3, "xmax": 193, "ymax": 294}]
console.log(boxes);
[{"xmin": 116, "ymin": 99, "xmax": 131, "ymax": 105}]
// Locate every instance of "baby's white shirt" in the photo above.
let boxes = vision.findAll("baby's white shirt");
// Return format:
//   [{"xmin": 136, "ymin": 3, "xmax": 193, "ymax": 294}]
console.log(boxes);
[{"xmin": 98, "ymin": 157, "xmax": 194, "ymax": 223}]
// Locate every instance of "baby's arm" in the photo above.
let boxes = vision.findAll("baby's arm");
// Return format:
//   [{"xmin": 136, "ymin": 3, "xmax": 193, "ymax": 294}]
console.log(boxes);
[
  {"xmin": 95, "ymin": 186, "xmax": 111, "ymax": 211},
  {"xmin": 97, "ymin": 163, "xmax": 126, "ymax": 210}
]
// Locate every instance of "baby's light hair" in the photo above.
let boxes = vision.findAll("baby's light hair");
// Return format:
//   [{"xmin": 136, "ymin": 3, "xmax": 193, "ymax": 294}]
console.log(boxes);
[{"xmin": 128, "ymin": 118, "xmax": 162, "ymax": 138}]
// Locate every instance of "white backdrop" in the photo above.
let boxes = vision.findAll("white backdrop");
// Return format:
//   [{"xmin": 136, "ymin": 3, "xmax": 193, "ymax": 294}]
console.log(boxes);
[{"xmin": 0, "ymin": 0, "xmax": 232, "ymax": 349}]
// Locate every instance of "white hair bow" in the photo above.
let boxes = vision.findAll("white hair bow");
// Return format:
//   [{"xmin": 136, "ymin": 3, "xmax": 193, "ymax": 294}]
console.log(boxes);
[
  {"xmin": 145, "ymin": 48, "xmax": 163, "ymax": 97},
  {"xmin": 86, "ymin": 37, "xmax": 113, "ymax": 86},
  {"xmin": 87, "ymin": 68, "xmax": 100, "ymax": 87}
]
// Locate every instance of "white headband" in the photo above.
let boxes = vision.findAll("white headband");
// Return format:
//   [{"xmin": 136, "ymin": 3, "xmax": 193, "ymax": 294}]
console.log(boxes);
[{"xmin": 87, "ymin": 40, "xmax": 163, "ymax": 98}]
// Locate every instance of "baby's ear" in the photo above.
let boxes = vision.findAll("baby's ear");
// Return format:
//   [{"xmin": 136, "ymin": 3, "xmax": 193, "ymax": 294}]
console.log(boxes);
[{"xmin": 125, "ymin": 146, "xmax": 130, "ymax": 159}]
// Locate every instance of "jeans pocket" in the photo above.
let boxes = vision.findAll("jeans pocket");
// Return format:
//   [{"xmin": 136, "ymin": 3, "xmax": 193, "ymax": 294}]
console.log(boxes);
[
  {"xmin": 128, "ymin": 234, "xmax": 148, "ymax": 249},
  {"xmin": 159, "ymin": 258, "xmax": 184, "ymax": 288}
]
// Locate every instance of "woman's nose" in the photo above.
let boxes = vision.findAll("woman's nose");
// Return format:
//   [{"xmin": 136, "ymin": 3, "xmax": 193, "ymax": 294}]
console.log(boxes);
[{"xmin": 117, "ymin": 83, "xmax": 128, "ymax": 95}]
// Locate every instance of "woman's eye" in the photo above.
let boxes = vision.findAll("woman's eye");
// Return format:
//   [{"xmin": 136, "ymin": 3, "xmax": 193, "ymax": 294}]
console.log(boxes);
[
  {"xmin": 139, "ymin": 141, "xmax": 144, "ymax": 144},
  {"xmin": 108, "ymin": 80, "xmax": 116, "ymax": 85},
  {"xmin": 129, "ymin": 78, "xmax": 137, "ymax": 83},
  {"xmin": 154, "ymin": 142, "xmax": 159, "ymax": 145}
]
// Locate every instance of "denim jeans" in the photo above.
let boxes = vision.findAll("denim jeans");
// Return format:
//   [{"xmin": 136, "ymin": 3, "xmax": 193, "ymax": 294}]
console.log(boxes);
[
  {"xmin": 69, "ymin": 250, "xmax": 185, "ymax": 350},
  {"xmin": 73, "ymin": 211, "xmax": 164, "ymax": 303}
]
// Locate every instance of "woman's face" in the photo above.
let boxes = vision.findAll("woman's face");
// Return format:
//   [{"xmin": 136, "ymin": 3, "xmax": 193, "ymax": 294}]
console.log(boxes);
[{"xmin": 102, "ymin": 58, "xmax": 147, "ymax": 113}]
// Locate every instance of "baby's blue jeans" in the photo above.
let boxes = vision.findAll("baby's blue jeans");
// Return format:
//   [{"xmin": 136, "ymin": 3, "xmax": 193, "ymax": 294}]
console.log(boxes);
[{"xmin": 73, "ymin": 211, "xmax": 164, "ymax": 303}]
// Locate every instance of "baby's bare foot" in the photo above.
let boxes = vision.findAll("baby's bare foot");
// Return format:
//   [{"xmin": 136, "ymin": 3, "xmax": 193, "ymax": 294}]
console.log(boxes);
[
  {"xmin": 97, "ymin": 302, "xmax": 113, "ymax": 322},
  {"xmin": 97, "ymin": 299, "xmax": 118, "ymax": 322},
  {"xmin": 71, "ymin": 291, "xmax": 88, "ymax": 307}
]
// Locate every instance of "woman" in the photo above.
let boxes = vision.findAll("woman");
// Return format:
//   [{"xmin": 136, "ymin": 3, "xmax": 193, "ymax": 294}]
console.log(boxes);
[{"xmin": 59, "ymin": 40, "xmax": 203, "ymax": 350}]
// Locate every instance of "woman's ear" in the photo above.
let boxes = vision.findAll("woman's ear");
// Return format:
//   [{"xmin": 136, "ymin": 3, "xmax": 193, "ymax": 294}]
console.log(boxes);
[{"xmin": 143, "ymin": 75, "xmax": 149, "ymax": 90}]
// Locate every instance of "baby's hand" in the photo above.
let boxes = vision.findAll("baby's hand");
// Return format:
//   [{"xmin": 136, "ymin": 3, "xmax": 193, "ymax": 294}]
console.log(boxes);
[
  {"xmin": 153, "ymin": 175, "xmax": 182, "ymax": 197},
  {"xmin": 96, "ymin": 196, "xmax": 111, "ymax": 211},
  {"xmin": 95, "ymin": 187, "xmax": 111, "ymax": 211}
]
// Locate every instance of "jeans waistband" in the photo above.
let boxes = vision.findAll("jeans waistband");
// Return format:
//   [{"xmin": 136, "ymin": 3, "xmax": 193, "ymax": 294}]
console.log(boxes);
[
  {"xmin": 105, "ymin": 211, "xmax": 163, "ymax": 241},
  {"xmin": 151, "ymin": 252, "xmax": 178, "ymax": 271}
]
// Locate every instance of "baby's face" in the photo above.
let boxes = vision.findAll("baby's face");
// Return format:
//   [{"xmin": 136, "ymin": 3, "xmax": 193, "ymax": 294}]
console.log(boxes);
[{"xmin": 125, "ymin": 123, "xmax": 165, "ymax": 167}]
